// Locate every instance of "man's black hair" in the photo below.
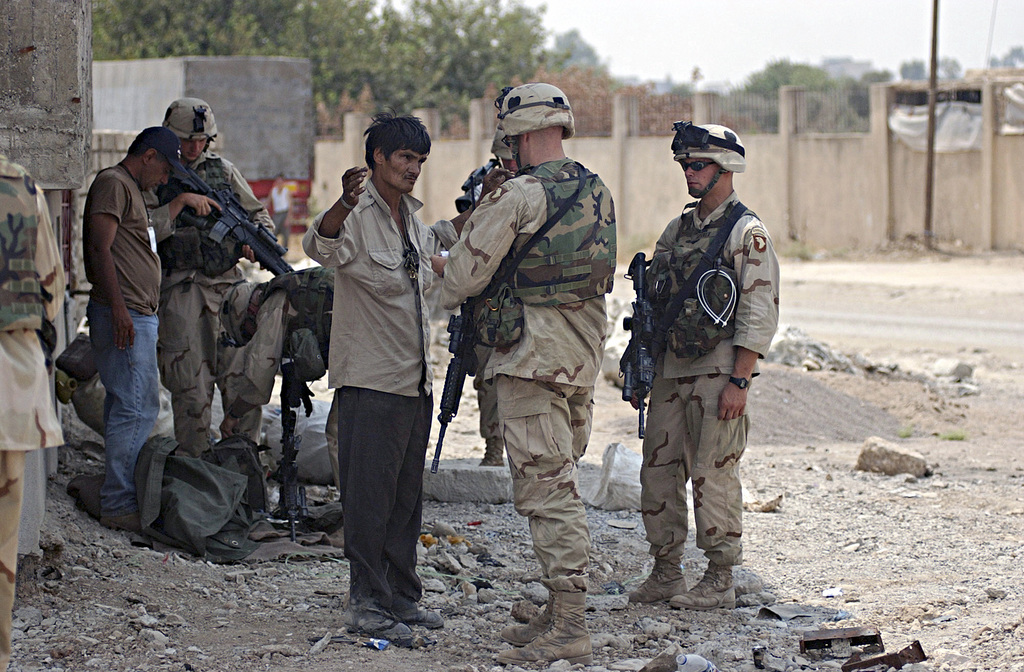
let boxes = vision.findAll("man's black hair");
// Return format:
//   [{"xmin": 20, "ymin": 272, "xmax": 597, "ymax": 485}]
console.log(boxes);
[{"xmin": 364, "ymin": 112, "xmax": 431, "ymax": 170}]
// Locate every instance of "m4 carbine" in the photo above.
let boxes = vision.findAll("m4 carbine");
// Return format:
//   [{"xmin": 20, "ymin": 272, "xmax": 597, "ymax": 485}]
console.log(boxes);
[
  {"xmin": 173, "ymin": 166, "xmax": 293, "ymax": 276},
  {"xmin": 620, "ymin": 252, "xmax": 656, "ymax": 438},
  {"xmin": 430, "ymin": 302, "xmax": 479, "ymax": 473}
]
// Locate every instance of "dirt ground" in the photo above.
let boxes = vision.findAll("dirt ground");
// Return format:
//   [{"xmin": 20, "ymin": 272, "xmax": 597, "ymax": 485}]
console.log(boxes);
[{"xmin": 10, "ymin": 250, "xmax": 1024, "ymax": 672}]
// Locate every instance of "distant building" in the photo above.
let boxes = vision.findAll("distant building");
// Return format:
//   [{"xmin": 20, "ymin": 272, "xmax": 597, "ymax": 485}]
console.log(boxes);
[{"xmin": 821, "ymin": 57, "xmax": 874, "ymax": 81}]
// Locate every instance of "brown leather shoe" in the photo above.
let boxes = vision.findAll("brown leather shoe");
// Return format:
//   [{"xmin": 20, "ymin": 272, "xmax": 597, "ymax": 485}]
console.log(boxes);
[{"xmin": 99, "ymin": 512, "xmax": 142, "ymax": 534}]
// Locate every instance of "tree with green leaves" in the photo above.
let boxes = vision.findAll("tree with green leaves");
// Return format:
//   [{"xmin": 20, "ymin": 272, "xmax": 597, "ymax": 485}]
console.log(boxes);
[
  {"xmin": 742, "ymin": 60, "xmax": 833, "ymax": 95},
  {"xmin": 92, "ymin": 0, "xmax": 549, "ymax": 134}
]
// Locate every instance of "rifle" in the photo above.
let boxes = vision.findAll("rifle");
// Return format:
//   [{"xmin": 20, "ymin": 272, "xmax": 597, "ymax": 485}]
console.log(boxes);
[
  {"xmin": 454, "ymin": 159, "xmax": 499, "ymax": 213},
  {"xmin": 276, "ymin": 360, "xmax": 310, "ymax": 541},
  {"xmin": 620, "ymin": 252, "xmax": 656, "ymax": 438},
  {"xmin": 172, "ymin": 166, "xmax": 293, "ymax": 276},
  {"xmin": 430, "ymin": 301, "xmax": 479, "ymax": 473}
]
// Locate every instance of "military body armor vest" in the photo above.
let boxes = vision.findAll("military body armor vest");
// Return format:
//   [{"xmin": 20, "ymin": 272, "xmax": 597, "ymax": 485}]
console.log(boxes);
[
  {"xmin": 510, "ymin": 161, "xmax": 616, "ymax": 307},
  {"xmin": 647, "ymin": 201, "xmax": 752, "ymax": 359},
  {"xmin": 0, "ymin": 158, "xmax": 46, "ymax": 332},
  {"xmin": 157, "ymin": 154, "xmax": 243, "ymax": 276}
]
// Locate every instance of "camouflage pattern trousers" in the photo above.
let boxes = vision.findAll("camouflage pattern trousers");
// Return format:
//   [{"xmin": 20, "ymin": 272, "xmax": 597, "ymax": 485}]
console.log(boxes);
[
  {"xmin": 496, "ymin": 374, "xmax": 592, "ymax": 592},
  {"xmin": 474, "ymin": 345, "xmax": 500, "ymax": 442},
  {"xmin": 158, "ymin": 281, "xmax": 261, "ymax": 457},
  {"xmin": 640, "ymin": 373, "xmax": 749, "ymax": 568},
  {"xmin": 0, "ymin": 451, "xmax": 26, "ymax": 672}
]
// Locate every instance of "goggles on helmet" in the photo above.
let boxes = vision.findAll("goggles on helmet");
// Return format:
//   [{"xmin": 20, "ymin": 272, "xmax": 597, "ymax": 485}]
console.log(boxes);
[{"xmin": 671, "ymin": 121, "xmax": 745, "ymax": 157}]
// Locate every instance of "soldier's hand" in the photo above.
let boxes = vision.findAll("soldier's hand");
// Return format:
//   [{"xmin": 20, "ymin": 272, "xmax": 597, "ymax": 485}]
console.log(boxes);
[
  {"xmin": 241, "ymin": 244, "xmax": 257, "ymax": 263},
  {"xmin": 341, "ymin": 167, "xmax": 368, "ymax": 208},
  {"xmin": 176, "ymin": 192, "xmax": 221, "ymax": 217},
  {"xmin": 430, "ymin": 253, "xmax": 448, "ymax": 277},
  {"xmin": 718, "ymin": 384, "xmax": 747, "ymax": 421},
  {"xmin": 220, "ymin": 414, "xmax": 240, "ymax": 438},
  {"xmin": 481, "ymin": 168, "xmax": 514, "ymax": 198}
]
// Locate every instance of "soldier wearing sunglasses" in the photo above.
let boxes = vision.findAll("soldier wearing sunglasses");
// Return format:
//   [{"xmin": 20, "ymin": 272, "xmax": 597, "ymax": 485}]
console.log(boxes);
[{"xmin": 627, "ymin": 122, "xmax": 780, "ymax": 612}]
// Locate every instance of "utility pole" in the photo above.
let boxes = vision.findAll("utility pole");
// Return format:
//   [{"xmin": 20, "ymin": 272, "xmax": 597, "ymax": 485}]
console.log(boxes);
[{"xmin": 923, "ymin": 0, "xmax": 939, "ymax": 249}]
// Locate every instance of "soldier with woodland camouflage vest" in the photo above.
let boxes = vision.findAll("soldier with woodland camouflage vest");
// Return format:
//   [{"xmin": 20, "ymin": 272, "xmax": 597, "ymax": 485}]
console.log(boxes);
[
  {"xmin": 0, "ymin": 154, "xmax": 64, "ymax": 672},
  {"xmin": 437, "ymin": 83, "xmax": 616, "ymax": 667},
  {"xmin": 147, "ymin": 98, "xmax": 275, "ymax": 457},
  {"xmin": 627, "ymin": 122, "xmax": 779, "ymax": 611}
]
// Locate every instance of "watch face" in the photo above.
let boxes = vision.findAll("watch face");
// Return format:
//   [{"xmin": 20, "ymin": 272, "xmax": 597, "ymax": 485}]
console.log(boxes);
[{"xmin": 731, "ymin": 376, "xmax": 748, "ymax": 389}]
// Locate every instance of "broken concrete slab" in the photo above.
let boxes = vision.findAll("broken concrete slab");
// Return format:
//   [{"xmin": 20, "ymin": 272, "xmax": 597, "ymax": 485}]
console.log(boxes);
[{"xmin": 423, "ymin": 458, "xmax": 512, "ymax": 503}]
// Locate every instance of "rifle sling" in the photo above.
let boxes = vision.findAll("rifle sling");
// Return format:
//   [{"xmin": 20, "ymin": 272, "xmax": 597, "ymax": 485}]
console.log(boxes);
[{"xmin": 652, "ymin": 202, "xmax": 748, "ymax": 355}]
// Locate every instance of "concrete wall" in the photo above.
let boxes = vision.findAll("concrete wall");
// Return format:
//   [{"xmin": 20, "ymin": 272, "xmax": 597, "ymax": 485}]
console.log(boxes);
[
  {"xmin": 93, "ymin": 57, "xmax": 314, "ymax": 181},
  {"xmin": 1, "ymin": 0, "xmax": 91, "ymax": 189},
  {"xmin": 313, "ymin": 83, "xmax": 1024, "ymax": 256}
]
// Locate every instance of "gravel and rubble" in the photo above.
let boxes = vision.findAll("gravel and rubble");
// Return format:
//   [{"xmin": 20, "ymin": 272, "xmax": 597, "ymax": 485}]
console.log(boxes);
[{"xmin": 10, "ymin": 255, "xmax": 1024, "ymax": 672}]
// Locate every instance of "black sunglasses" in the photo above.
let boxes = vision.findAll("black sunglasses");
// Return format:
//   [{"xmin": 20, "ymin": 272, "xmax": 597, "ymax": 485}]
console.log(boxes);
[{"xmin": 678, "ymin": 159, "xmax": 714, "ymax": 172}]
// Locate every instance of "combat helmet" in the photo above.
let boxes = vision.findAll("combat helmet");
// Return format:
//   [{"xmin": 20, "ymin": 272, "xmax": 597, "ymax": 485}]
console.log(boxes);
[
  {"xmin": 671, "ymin": 121, "xmax": 746, "ymax": 173},
  {"xmin": 221, "ymin": 280, "xmax": 265, "ymax": 347},
  {"xmin": 163, "ymin": 97, "xmax": 218, "ymax": 141},
  {"xmin": 496, "ymin": 83, "xmax": 575, "ymax": 139}
]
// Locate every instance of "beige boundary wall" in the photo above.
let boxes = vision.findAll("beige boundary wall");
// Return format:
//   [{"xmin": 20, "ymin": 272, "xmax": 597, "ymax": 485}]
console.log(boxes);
[{"xmin": 313, "ymin": 84, "xmax": 1024, "ymax": 257}]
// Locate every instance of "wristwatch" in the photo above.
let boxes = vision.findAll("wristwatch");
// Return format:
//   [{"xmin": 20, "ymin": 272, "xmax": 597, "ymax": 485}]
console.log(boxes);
[{"xmin": 728, "ymin": 376, "xmax": 750, "ymax": 390}]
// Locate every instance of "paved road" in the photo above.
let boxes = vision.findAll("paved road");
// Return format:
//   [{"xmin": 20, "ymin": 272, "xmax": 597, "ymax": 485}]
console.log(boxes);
[{"xmin": 778, "ymin": 255, "xmax": 1024, "ymax": 360}]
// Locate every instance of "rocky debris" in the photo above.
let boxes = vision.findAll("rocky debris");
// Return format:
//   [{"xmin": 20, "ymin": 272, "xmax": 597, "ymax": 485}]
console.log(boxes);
[{"xmin": 855, "ymin": 436, "xmax": 932, "ymax": 477}]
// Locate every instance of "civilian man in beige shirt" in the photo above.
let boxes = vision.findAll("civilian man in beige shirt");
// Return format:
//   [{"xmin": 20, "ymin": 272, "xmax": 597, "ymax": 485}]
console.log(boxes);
[{"xmin": 303, "ymin": 113, "xmax": 460, "ymax": 644}]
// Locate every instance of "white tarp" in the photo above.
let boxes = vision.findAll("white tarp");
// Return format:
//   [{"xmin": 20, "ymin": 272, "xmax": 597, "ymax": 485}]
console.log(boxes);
[
  {"xmin": 1002, "ymin": 83, "xmax": 1024, "ymax": 135},
  {"xmin": 888, "ymin": 100, "xmax": 983, "ymax": 152}
]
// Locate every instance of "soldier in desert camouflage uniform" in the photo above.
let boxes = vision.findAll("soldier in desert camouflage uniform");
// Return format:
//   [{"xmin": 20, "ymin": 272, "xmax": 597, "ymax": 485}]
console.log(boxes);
[
  {"xmin": 627, "ymin": 122, "xmax": 779, "ymax": 610},
  {"xmin": 438, "ymin": 83, "xmax": 616, "ymax": 666},
  {"xmin": 473, "ymin": 127, "xmax": 519, "ymax": 467},
  {"xmin": 148, "ymin": 98, "xmax": 274, "ymax": 456},
  {"xmin": 0, "ymin": 155, "xmax": 64, "ymax": 672},
  {"xmin": 219, "ymin": 268, "xmax": 340, "ymax": 488}
]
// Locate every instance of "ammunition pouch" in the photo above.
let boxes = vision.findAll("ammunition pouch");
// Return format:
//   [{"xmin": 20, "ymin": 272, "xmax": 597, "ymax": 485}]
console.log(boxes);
[
  {"xmin": 286, "ymin": 328, "xmax": 327, "ymax": 382},
  {"xmin": 473, "ymin": 283, "xmax": 524, "ymax": 348},
  {"xmin": 648, "ymin": 248, "xmax": 737, "ymax": 359}
]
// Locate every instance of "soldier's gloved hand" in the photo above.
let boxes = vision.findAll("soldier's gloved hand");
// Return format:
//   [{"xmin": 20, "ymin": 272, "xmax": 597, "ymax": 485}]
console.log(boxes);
[{"xmin": 481, "ymin": 168, "xmax": 514, "ymax": 199}]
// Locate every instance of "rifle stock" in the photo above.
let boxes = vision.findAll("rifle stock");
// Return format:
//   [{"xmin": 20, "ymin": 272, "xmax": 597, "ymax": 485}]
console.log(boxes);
[
  {"xmin": 430, "ymin": 302, "xmax": 478, "ymax": 473},
  {"xmin": 620, "ymin": 252, "xmax": 656, "ymax": 438},
  {"xmin": 177, "ymin": 167, "xmax": 293, "ymax": 276}
]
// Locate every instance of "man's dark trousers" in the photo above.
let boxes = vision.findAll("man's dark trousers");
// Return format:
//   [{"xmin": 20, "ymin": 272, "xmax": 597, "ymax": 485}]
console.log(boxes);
[{"xmin": 337, "ymin": 386, "xmax": 431, "ymax": 615}]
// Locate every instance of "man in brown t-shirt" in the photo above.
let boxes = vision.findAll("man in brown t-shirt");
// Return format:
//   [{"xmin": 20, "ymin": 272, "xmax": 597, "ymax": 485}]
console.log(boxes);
[{"xmin": 83, "ymin": 127, "xmax": 217, "ymax": 533}]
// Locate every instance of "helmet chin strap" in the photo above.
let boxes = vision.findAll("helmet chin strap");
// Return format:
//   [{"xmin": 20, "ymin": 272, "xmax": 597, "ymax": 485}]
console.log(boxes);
[{"xmin": 693, "ymin": 168, "xmax": 726, "ymax": 198}]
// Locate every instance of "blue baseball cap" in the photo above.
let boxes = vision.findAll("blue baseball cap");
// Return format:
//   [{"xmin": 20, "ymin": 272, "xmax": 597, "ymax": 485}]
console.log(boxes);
[{"xmin": 135, "ymin": 126, "xmax": 187, "ymax": 175}]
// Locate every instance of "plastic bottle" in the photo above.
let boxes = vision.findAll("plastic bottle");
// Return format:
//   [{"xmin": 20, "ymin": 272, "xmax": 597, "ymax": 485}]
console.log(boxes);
[{"xmin": 676, "ymin": 653, "xmax": 720, "ymax": 672}]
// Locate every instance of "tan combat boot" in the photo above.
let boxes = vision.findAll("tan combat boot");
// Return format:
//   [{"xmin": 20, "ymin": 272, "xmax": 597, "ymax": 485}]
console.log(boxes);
[
  {"xmin": 479, "ymin": 436, "xmax": 504, "ymax": 467},
  {"xmin": 669, "ymin": 562, "xmax": 735, "ymax": 610},
  {"xmin": 496, "ymin": 591, "xmax": 593, "ymax": 666},
  {"xmin": 628, "ymin": 557, "xmax": 687, "ymax": 603},
  {"xmin": 499, "ymin": 598, "xmax": 552, "ymax": 646}
]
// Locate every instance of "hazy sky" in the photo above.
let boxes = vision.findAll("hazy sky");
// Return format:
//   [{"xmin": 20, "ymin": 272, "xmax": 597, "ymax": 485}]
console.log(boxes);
[{"xmin": 519, "ymin": 0, "xmax": 1023, "ymax": 87}]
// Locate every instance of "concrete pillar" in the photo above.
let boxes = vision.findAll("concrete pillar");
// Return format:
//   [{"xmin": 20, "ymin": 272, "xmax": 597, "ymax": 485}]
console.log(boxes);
[
  {"xmin": 612, "ymin": 95, "xmax": 637, "ymax": 237},
  {"xmin": 468, "ymin": 98, "xmax": 493, "ymax": 166},
  {"xmin": 343, "ymin": 111, "xmax": 371, "ymax": 168},
  {"xmin": 778, "ymin": 86, "xmax": 801, "ymax": 240},
  {"xmin": 692, "ymin": 93, "xmax": 719, "ymax": 125},
  {"xmin": 980, "ymin": 80, "xmax": 995, "ymax": 250},
  {"xmin": 870, "ymin": 84, "xmax": 894, "ymax": 245},
  {"xmin": 412, "ymin": 108, "xmax": 440, "ymax": 203}
]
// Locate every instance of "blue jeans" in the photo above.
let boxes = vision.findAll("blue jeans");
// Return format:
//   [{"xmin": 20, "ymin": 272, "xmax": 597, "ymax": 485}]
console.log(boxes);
[{"xmin": 87, "ymin": 301, "xmax": 160, "ymax": 517}]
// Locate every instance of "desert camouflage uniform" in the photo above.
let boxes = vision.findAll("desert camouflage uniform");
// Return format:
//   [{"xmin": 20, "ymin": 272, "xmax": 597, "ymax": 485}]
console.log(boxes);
[
  {"xmin": 148, "ymin": 152, "xmax": 273, "ymax": 456},
  {"xmin": 641, "ymin": 191, "xmax": 779, "ymax": 569},
  {"xmin": 0, "ymin": 155, "xmax": 64, "ymax": 672},
  {"xmin": 441, "ymin": 158, "xmax": 616, "ymax": 592},
  {"xmin": 474, "ymin": 345, "xmax": 500, "ymax": 442},
  {"xmin": 223, "ymin": 269, "xmax": 340, "ymax": 487}
]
